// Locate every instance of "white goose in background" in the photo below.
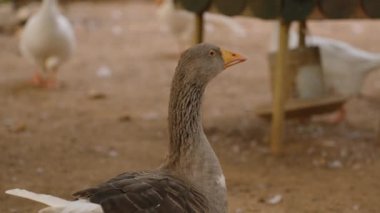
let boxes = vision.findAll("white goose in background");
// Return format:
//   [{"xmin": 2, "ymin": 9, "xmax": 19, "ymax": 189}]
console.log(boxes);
[
  {"xmin": 155, "ymin": 0, "xmax": 246, "ymax": 49},
  {"xmin": 270, "ymin": 24, "xmax": 380, "ymax": 97},
  {"xmin": 270, "ymin": 23, "xmax": 380, "ymax": 121},
  {"xmin": 20, "ymin": 0, "xmax": 75, "ymax": 88}
]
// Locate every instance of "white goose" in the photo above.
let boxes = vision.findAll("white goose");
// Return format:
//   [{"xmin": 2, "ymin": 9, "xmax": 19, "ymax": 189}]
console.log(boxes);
[
  {"xmin": 20, "ymin": 0, "xmax": 75, "ymax": 88},
  {"xmin": 270, "ymin": 24, "xmax": 380, "ymax": 97},
  {"xmin": 270, "ymin": 24, "xmax": 380, "ymax": 121}
]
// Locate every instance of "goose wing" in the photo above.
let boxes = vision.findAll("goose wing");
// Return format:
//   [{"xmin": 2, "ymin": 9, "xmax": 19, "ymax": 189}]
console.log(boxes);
[{"xmin": 73, "ymin": 171, "xmax": 208, "ymax": 213}]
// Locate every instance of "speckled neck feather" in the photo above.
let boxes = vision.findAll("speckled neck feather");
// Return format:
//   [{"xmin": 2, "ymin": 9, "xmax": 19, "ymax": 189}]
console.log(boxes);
[
  {"xmin": 166, "ymin": 78, "xmax": 205, "ymax": 166},
  {"xmin": 164, "ymin": 52, "xmax": 209, "ymax": 167}
]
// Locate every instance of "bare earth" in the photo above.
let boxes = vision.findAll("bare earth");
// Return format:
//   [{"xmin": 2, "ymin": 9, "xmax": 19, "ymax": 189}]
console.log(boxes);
[{"xmin": 1, "ymin": 1, "xmax": 380, "ymax": 212}]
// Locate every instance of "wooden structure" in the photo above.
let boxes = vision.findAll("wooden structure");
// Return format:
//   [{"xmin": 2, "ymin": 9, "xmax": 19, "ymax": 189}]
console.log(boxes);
[
  {"xmin": 175, "ymin": 0, "xmax": 380, "ymax": 154},
  {"xmin": 175, "ymin": 0, "xmax": 380, "ymax": 19}
]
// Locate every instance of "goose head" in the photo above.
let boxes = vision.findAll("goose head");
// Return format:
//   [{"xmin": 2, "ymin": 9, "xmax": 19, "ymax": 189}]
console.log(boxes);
[{"xmin": 176, "ymin": 43, "xmax": 246, "ymax": 85}]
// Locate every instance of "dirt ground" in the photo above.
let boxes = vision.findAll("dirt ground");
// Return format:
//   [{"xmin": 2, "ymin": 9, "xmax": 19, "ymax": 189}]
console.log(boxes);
[{"xmin": 1, "ymin": 1, "xmax": 380, "ymax": 212}]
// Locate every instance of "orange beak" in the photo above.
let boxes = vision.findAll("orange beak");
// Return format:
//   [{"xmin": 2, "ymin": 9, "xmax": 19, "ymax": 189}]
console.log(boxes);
[{"xmin": 221, "ymin": 49, "xmax": 247, "ymax": 69}]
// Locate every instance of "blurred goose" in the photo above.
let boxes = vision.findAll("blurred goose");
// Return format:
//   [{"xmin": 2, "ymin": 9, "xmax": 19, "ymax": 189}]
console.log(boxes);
[
  {"xmin": 155, "ymin": 0, "xmax": 246, "ymax": 49},
  {"xmin": 270, "ymin": 24, "xmax": 380, "ymax": 121},
  {"xmin": 270, "ymin": 24, "xmax": 380, "ymax": 97},
  {"xmin": 6, "ymin": 43, "xmax": 246, "ymax": 213},
  {"xmin": 20, "ymin": 0, "xmax": 75, "ymax": 88}
]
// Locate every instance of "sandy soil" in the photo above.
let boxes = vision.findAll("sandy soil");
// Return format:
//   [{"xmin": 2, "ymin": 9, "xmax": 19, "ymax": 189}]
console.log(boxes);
[{"xmin": 1, "ymin": 1, "xmax": 380, "ymax": 212}]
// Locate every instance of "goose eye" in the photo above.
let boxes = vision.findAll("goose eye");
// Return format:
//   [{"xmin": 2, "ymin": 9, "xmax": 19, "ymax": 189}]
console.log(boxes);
[{"xmin": 209, "ymin": 50, "xmax": 216, "ymax": 57}]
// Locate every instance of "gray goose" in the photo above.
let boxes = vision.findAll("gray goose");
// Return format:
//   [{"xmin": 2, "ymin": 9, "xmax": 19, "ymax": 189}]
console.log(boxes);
[{"xmin": 6, "ymin": 43, "xmax": 246, "ymax": 213}]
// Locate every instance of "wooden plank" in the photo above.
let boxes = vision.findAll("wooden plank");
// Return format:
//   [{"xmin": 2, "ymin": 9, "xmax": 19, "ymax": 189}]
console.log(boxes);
[
  {"xmin": 176, "ymin": 0, "xmax": 211, "ymax": 13},
  {"xmin": 256, "ymin": 96, "xmax": 347, "ymax": 119},
  {"xmin": 248, "ymin": 0, "xmax": 280, "ymax": 19},
  {"xmin": 362, "ymin": 0, "xmax": 380, "ymax": 18},
  {"xmin": 214, "ymin": 0, "xmax": 247, "ymax": 16},
  {"xmin": 180, "ymin": 0, "xmax": 380, "ymax": 19},
  {"xmin": 282, "ymin": 0, "xmax": 316, "ymax": 22},
  {"xmin": 318, "ymin": 0, "xmax": 358, "ymax": 19}
]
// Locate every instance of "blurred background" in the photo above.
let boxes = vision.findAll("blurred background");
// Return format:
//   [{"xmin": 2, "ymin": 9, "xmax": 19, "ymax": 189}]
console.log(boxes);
[{"xmin": 0, "ymin": 0, "xmax": 380, "ymax": 212}]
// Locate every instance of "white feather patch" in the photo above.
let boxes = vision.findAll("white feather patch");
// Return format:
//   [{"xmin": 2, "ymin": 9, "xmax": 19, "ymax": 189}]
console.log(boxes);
[
  {"xmin": 216, "ymin": 174, "xmax": 226, "ymax": 188},
  {"xmin": 6, "ymin": 189, "xmax": 69, "ymax": 207},
  {"xmin": 39, "ymin": 199, "xmax": 103, "ymax": 213},
  {"xmin": 6, "ymin": 188, "xmax": 103, "ymax": 213}
]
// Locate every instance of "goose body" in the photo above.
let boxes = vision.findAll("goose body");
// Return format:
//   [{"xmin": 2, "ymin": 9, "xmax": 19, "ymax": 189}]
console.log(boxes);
[
  {"xmin": 270, "ymin": 26, "xmax": 380, "ymax": 97},
  {"xmin": 305, "ymin": 36, "xmax": 380, "ymax": 97},
  {"xmin": 6, "ymin": 43, "xmax": 246, "ymax": 213},
  {"xmin": 20, "ymin": 0, "xmax": 75, "ymax": 87}
]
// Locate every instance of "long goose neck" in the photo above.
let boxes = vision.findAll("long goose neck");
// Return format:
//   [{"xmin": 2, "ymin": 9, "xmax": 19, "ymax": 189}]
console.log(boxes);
[
  {"xmin": 165, "ymin": 67, "xmax": 227, "ymax": 213},
  {"xmin": 167, "ymin": 74, "xmax": 205, "ymax": 166},
  {"xmin": 162, "ymin": 59, "xmax": 228, "ymax": 212}
]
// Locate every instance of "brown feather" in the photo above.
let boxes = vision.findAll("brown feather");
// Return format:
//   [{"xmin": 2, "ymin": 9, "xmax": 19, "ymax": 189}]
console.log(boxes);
[{"xmin": 73, "ymin": 171, "xmax": 208, "ymax": 213}]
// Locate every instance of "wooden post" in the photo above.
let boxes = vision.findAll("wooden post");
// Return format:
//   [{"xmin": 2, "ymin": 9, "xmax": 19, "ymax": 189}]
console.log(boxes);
[
  {"xmin": 298, "ymin": 20, "xmax": 307, "ymax": 48},
  {"xmin": 194, "ymin": 12, "xmax": 204, "ymax": 44},
  {"xmin": 270, "ymin": 19, "xmax": 290, "ymax": 155},
  {"xmin": 376, "ymin": 110, "xmax": 380, "ymax": 144}
]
